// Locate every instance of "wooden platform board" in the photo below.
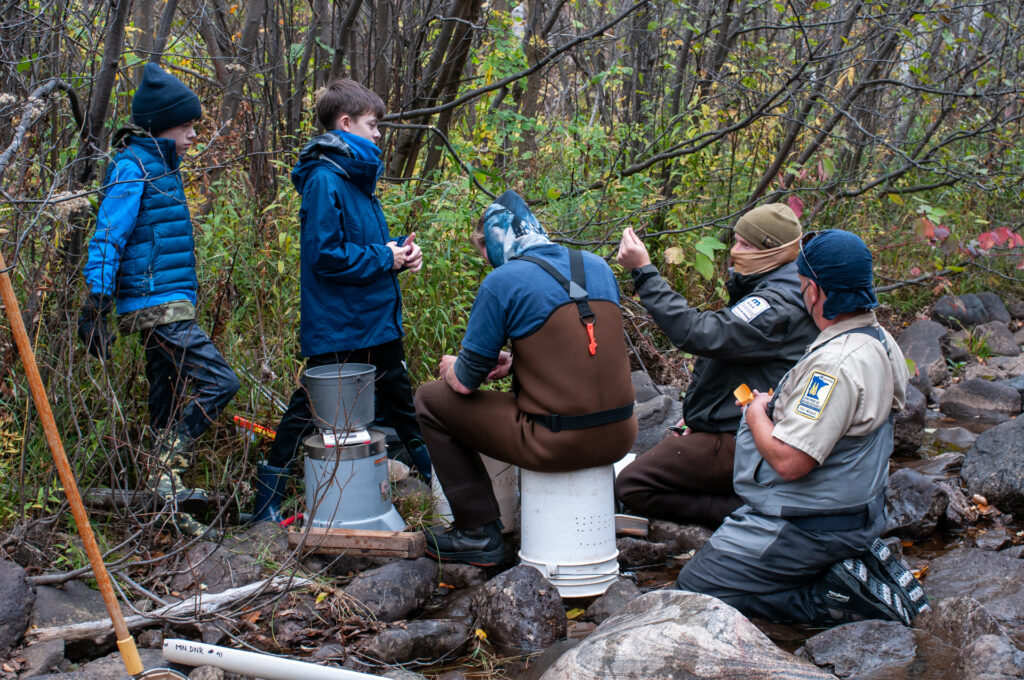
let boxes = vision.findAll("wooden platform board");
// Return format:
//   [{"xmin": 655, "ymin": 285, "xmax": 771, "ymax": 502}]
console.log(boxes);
[{"xmin": 288, "ymin": 526, "xmax": 426, "ymax": 558}]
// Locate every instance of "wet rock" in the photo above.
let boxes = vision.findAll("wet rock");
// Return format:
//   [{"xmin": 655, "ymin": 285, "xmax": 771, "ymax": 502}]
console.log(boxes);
[
  {"xmin": 893, "ymin": 383, "xmax": 926, "ymax": 455},
  {"xmin": 975, "ymin": 530, "xmax": 1012, "ymax": 551},
  {"xmin": 342, "ymin": 557, "xmax": 436, "ymax": 622},
  {"xmin": 435, "ymin": 563, "xmax": 485, "ymax": 589},
  {"xmin": 932, "ymin": 427, "xmax": 978, "ymax": 450},
  {"xmin": 946, "ymin": 329, "xmax": 973, "ymax": 362},
  {"xmin": 931, "ymin": 293, "xmax": 991, "ymax": 329},
  {"xmin": 976, "ymin": 321, "xmax": 1021, "ymax": 357},
  {"xmin": 471, "ymin": 565, "xmax": 566, "ymax": 653},
  {"xmin": 884, "ymin": 468, "xmax": 948, "ymax": 539},
  {"xmin": 0, "ymin": 560, "xmax": 33, "ymax": 657},
  {"xmin": 977, "ymin": 292, "xmax": 1012, "ymax": 324},
  {"xmin": 935, "ymin": 480, "xmax": 979, "ymax": 528},
  {"xmin": 956, "ymin": 633, "xmax": 1024, "ymax": 680},
  {"xmin": 22, "ymin": 648, "xmax": 165, "ymax": 680},
  {"xmin": 584, "ymin": 579, "xmax": 641, "ymax": 624},
  {"xmin": 18, "ymin": 639, "xmax": 65, "ymax": 677},
  {"xmin": 615, "ymin": 537, "xmax": 669, "ymax": 568},
  {"xmin": 540, "ymin": 590, "xmax": 836, "ymax": 680},
  {"xmin": 631, "ymin": 370, "xmax": 661, "ymax": 402},
  {"xmin": 796, "ymin": 620, "xmax": 917, "ymax": 677},
  {"xmin": 965, "ymin": 355, "xmax": 1024, "ymax": 381},
  {"xmin": 428, "ymin": 589, "xmax": 475, "ymax": 623},
  {"xmin": 136, "ymin": 629, "xmax": 163, "ymax": 648},
  {"xmin": 1000, "ymin": 374, "xmax": 1024, "ymax": 402},
  {"xmin": 915, "ymin": 595, "xmax": 1005, "ymax": 649},
  {"xmin": 520, "ymin": 640, "xmax": 581, "ymax": 680},
  {"xmin": 904, "ymin": 451, "xmax": 964, "ymax": 477},
  {"xmin": 631, "ymin": 400, "xmax": 683, "ymax": 454},
  {"xmin": 962, "ymin": 416, "xmax": 1024, "ymax": 515},
  {"xmin": 925, "ymin": 547, "xmax": 1024, "ymax": 621},
  {"xmin": 897, "ymin": 320, "xmax": 949, "ymax": 387},
  {"xmin": 353, "ymin": 619, "xmax": 470, "ymax": 665},
  {"xmin": 648, "ymin": 520, "xmax": 712, "ymax": 554},
  {"xmin": 1010, "ymin": 302, "xmax": 1024, "ymax": 320},
  {"xmin": 938, "ymin": 378, "xmax": 1021, "ymax": 423}
]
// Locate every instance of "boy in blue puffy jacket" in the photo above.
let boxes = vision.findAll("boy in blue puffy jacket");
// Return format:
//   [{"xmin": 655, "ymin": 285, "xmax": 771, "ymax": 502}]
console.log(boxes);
[
  {"xmin": 77, "ymin": 63, "xmax": 239, "ymax": 537},
  {"xmin": 252, "ymin": 79, "xmax": 431, "ymax": 522}
]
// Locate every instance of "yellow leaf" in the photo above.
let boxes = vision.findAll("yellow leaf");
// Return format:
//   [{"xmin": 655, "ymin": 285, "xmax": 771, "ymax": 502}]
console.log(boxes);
[
  {"xmin": 566, "ymin": 608, "xmax": 585, "ymax": 619},
  {"xmin": 315, "ymin": 592, "xmax": 328, "ymax": 604},
  {"xmin": 887, "ymin": 193, "xmax": 904, "ymax": 206},
  {"xmin": 474, "ymin": 628, "xmax": 488, "ymax": 641},
  {"xmin": 664, "ymin": 246, "xmax": 685, "ymax": 265}
]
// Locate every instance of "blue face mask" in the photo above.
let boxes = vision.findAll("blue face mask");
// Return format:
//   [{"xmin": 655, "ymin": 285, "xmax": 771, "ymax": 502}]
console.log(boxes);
[{"xmin": 481, "ymin": 190, "xmax": 551, "ymax": 267}]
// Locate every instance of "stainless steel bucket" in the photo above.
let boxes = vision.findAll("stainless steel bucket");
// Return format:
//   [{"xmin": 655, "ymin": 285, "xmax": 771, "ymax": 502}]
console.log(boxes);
[{"xmin": 304, "ymin": 363, "xmax": 375, "ymax": 432}]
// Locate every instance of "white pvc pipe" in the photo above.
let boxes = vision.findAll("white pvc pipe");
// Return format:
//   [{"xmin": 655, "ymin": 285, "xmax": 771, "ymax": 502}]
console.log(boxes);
[{"xmin": 162, "ymin": 639, "xmax": 381, "ymax": 680}]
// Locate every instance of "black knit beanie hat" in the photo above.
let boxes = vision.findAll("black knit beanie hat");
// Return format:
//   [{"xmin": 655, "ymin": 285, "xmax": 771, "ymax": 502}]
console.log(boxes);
[{"xmin": 132, "ymin": 63, "xmax": 202, "ymax": 133}]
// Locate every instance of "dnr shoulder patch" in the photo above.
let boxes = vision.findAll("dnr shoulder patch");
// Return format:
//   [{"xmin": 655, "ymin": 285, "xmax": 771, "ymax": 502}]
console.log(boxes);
[
  {"xmin": 795, "ymin": 371, "xmax": 838, "ymax": 419},
  {"xmin": 731, "ymin": 296, "xmax": 771, "ymax": 322}
]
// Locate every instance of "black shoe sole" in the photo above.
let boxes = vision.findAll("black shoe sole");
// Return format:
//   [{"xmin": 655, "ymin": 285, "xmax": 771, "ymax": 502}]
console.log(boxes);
[{"xmin": 424, "ymin": 546, "xmax": 509, "ymax": 567}]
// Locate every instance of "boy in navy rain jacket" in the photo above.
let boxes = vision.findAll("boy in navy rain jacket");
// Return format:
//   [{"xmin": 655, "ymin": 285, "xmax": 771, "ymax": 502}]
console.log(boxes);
[
  {"xmin": 252, "ymin": 79, "xmax": 430, "ymax": 522},
  {"xmin": 78, "ymin": 63, "xmax": 239, "ymax": 538}
]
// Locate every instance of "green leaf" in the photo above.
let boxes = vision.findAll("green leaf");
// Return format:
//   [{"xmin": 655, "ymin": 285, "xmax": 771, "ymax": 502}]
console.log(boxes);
[
  {"xmin": 812, "ymin": 1, "xmax": 831, "ymax": 10},
  {"xmin": 694, "ymin": 252, "xmax": 714, "ymax": 279},
  {"xmin": 546, "ymin": 187, "xmax": 562, "ymax": 199},
  {"xmin": 695, "ymin": 236, "xmax": 727, "ymax": 259}
]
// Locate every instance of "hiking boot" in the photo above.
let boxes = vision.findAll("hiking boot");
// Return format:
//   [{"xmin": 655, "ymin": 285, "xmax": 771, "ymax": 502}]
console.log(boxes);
[
  {"xmin": 424, "ymin": 520, "xmax": 509, "ymax": 567},
  {"xmin": 820, "ymin": 558, "xmax": 912, "ymax": 625},
  {"xmin": 250, "ymin": 462, "xmax": 289, "ymax": 524},
  {"xmin": 148, "ymin": 428, "xmax": 209, "ymax": 513},
  {"xmin": 863, "ymin": 538, "xmax": 930, "ymax": 620}
]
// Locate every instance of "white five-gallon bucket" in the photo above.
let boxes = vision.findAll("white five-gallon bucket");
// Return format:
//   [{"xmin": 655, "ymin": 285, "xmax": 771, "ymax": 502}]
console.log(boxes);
[
  {"xmin": 518, "ymin": 465, "xmax": 619, "ymax": 597},
  {"xmin": 431, "ymin": 455, "xmax": 519, "ymax": 533}
]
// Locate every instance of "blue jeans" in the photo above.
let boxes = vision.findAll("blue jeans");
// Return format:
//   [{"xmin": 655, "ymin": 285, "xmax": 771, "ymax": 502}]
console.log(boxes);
[{"xmin": 142, "ymin": 320, "xmax": 240, "ymax": 439}]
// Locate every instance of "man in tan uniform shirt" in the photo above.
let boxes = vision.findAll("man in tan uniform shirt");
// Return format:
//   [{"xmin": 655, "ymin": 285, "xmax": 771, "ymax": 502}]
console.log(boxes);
[{"xmin": 677, "ymin": 229, "xmax": 929, "ymax": 626}]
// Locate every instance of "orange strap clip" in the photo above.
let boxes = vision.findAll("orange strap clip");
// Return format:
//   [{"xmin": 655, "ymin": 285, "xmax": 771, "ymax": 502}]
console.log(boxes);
[{"xmin": 585, "ymin": 322, "xmax": 597, "ymax": 356}]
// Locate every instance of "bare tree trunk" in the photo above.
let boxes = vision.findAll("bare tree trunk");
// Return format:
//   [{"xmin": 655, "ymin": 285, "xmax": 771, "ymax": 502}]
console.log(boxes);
[
  {"xmin": 329, "ymin": 0, "xmax": 366, "ymax": 81},
  {"xmin": 151, "ymin": 0, "xmax": 182, "ymax": 61}
]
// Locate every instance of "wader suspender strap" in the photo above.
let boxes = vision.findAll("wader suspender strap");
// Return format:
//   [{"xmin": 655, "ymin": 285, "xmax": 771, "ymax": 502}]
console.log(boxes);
[
  {"xmin": 514, "ymin": 249, "xmax": 598, "ymax": 356},
  {"xmin": 511, "ymin": 249, "xmax": 633, "ymax": 432}
]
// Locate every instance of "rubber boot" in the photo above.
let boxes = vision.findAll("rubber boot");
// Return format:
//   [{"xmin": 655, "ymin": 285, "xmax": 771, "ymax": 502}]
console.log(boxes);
[
  {"xmin": 424, "ymin": 520, "xmax": 508, "ymax": 567},
  {"xmin": 148, "ymin": 428, "xmax": 213, "ymax": 538},
  {"xmin": 405, "ymin": 439, "xmax": 433, "ymax": 485},
  {"xmin": 252, "ymin": 462, "xmax": 289, "ymax": 524}
]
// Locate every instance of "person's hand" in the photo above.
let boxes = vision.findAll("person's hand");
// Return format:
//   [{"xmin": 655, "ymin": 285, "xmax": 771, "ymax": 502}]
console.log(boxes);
[
  {"xmin": 76, "ymin": 293, "xmax": 115, "ymax": 359},
  {"xmin": 438, "ymin": 354, "xmax": 458, "ymax": 380},
  {"xmin": 402, "ymin": 232, "xmax": 423, "ymax": 272},
  {"xmin": 742, "ymin": 389, "xmax": 772, "ymax": 414},
  {"xmin": 388, "ymin": 241, "xmax": 408, "ymax": 270},
  {"xmin": 668, "ymin": 416, "xmax": 688, "ymax": 436},
  {"xmin": 616, "ymin": 227, "xmax": 652, "ymax": 270},
  {"xmin": 486, "ymin": 350, "xmax": 512, "ymax": 381}
]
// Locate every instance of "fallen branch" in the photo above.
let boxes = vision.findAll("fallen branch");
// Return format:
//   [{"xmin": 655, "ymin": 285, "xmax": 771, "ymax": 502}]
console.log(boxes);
[{"xmin": 26, "ymin": 576, "xmax": 312, "ymax": 643}]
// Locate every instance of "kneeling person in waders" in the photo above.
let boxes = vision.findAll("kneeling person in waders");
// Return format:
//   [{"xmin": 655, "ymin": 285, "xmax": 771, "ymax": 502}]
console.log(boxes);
[
  {"xmin": 77, "ymin": 64, "xmax": 240, "ymax": 538},
  {"xmin": 415, "ymin": 190, "xmax": 637, "ymax": 566},
  {"xmin": 677, "ymin": 230, "xmax": 929, "ymax": 626}
]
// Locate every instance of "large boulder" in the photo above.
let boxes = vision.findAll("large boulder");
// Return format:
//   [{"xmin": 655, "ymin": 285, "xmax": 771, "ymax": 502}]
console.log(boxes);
[
  {"xmin": 976, "ymin": 292, "xmax": 1012, "ymax": 324},
  {"xmin": 884, "ymin": 468, "xmax": 948, "ymax": 539},
  {"xmin": 631, "ymin": 396, "xmax": 682, "ymax": 454},
  {"xmin": 342, "ymin": 557, "xmax": 437, "ymax": 622},
  {"xmin": 615, "ymin": 537, "xmax": 669, "ymax": 568},
  {"xmin": 923, "ymin": 547, "xmax": 1024, "ymax": 621},
  {"xmin": 893, "ymin": 383, "xmax": 926, "ymax": 455},
  {"xmin": 648, "ymin": 521, "xmax": 712, "ymax": 554},
  {"xmin": 975, "ymin": 321, "xmax": 1021, "ymax": 357},
  {"xmin": 964, "ymin": 355, "xmax": 1024, "ymax": 381},
  {"xmin": 471, "ymin": 565, "xmax": 566, "ymax": 653},
  {"xmin": 897, "ymin": 320, "xmax": 949, "ymax": 388},
  {"xmin": 961, "ymin": 416, "xmax": 1024, "ymax": 516},
  {"xmin": 956, "ymin": 634, "xmax": 1024, "ymax": 680},
  {"xmin": 914, "ymin": 595, "xmax": 1005, "ymax": 649},
  {"xmin": 583, "ymin": 579, "xmax": 641, "ymax": 624},
  {"xmin": 352, "ymin": 619, "xmax": 470, "ymax": 665},
  {"xmin": 22, "ymin": 648, "xmax": 165, "ymax": 680},
  {"xmin": 931, "ymin": 294, "xmax": 991, "ymax": 329},
  {"xmin": 795, "ymin": 620, "xmax": 955, "ymax": 680},
  {"xmin": 540, "ymin": 590, "xmax": 837, "ymax": 680},
  {"xmin": 0, "ymin": 559, "xmax": 33, "ymax": 658},
  {"xmin": 938, "ymin": 378, "xmax": 1021, "ymax": 423}
]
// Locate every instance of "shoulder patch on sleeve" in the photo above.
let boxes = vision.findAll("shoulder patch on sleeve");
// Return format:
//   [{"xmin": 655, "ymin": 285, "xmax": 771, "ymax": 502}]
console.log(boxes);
[
  {"xmin": 795, "ymin": 371, "xmax": 838, "ymax": 419},
  {"xmin": 730, "ymin": 296, "xmax": 772, "ymax": 322}
]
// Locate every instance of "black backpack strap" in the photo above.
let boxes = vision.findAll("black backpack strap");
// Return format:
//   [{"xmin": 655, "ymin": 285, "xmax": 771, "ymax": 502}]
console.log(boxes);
[{"xmin": 514, "ymin": 249, "xmax": 598, "ymax": 355}]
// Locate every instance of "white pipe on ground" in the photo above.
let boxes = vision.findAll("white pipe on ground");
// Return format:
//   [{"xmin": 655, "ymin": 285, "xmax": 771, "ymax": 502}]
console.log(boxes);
[{"xmin": 162, "ymin": 639, "xmax": 381, "ymax": 680}]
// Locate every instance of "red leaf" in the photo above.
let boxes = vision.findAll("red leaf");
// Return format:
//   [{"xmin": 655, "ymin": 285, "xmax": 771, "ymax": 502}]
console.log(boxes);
[
  {"xmin": 1017, "ymin": 256, "xmax": 1024, "ymax": 270},
  {"xmin": 909, "ymin": 266, "xmax": 922, "ymax": 276},
  {"xmin": 786, "ymin": 195, "xmax": 804, "ymax": 219},
  {"xmin": 993, "ymin": 227, "xmax": 1012, "ymax": 246},
  {"xmin": 1011, "ymin": 233, "xmax": 1024, "ymax": 248},
  {"xmin": 916, "ymin": 217, "xmax": 935, "ymax": 240},
  {"xmin": 978, "ymin": 231, "xmax": 997, "ymax": 250}
]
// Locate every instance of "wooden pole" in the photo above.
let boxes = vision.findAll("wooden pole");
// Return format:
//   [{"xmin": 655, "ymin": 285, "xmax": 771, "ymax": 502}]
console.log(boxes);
[{"xmin": 0, "ymin": 250, "xmax": 144, "ymax": 677}]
